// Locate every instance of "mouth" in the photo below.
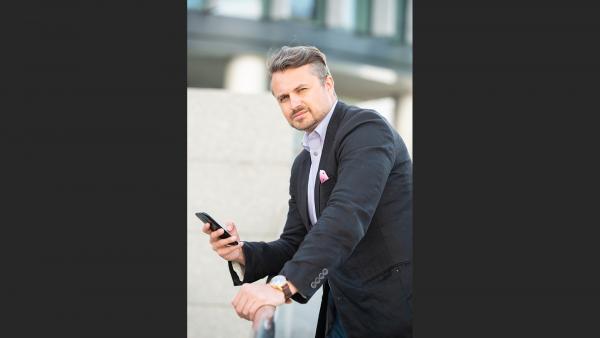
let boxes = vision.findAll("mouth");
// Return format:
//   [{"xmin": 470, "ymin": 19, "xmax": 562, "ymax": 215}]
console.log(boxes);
[{"xmin": 292, "ymin": 110, "xmax": 307, "ymax": 120}]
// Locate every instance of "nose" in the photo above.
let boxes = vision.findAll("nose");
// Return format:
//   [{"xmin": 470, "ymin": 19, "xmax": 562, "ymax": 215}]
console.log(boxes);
[{"xmin": 289, "ymin": 94, "xmax": 302, "ymax": 110}]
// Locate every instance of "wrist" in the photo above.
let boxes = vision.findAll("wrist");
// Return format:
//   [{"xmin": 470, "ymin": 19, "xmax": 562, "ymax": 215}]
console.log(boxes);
[
  {"xmin": 287, "ymin": 281, "xmax": 298, "ymax": 295},
  {"xmin": 235, "ymin": 245, "xmax": 246, "ymax": 266},
  {"xmin": 269, "ymin": 275, "xmax": 295, "ymax": 301}
]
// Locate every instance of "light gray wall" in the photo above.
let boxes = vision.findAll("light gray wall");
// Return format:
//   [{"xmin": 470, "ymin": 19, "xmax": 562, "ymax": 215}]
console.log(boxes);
[{"xmin": 187, "ymin": 88, "xmax": 322, "ymax": 338}]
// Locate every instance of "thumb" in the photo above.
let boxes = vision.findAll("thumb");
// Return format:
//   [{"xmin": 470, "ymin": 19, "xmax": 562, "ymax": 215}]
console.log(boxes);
[{"xmin": 225, "ymin": 221, "xmax": 238, "ymax": 236}]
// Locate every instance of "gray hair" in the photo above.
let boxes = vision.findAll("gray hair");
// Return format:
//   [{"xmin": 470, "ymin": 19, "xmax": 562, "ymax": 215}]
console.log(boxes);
[{"xmin": 267, "ymin": 46, "xmax": 332, "ymax": 84}]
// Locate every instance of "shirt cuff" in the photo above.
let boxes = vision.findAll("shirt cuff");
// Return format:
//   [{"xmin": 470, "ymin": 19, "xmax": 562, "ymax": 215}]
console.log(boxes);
[{"xmin": 232, "ymin": 261, "xmax": 245, "ymax": 280}]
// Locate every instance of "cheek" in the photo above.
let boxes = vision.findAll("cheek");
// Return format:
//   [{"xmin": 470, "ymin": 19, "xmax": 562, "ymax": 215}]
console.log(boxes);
[
  {"xmin": 283, "ymin": 108, "xmax": 293, "ymax": 120},
  {"xmin": 278, "ymin": 103, "xmax": 290, "ymax": 117},
  {"xmin": 315, "ymin": 95, "xmax": 327, "ymax": 111}
]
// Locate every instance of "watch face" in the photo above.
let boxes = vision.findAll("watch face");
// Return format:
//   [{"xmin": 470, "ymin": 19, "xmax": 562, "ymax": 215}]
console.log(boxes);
[{"xmin": 271, "ymin": 275, "xmax": 286, "ymax": 287}]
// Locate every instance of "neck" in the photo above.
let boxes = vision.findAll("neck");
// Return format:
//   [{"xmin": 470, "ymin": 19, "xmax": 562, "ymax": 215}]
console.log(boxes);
[{"xmin": 304, "ymin": 122, "xmax": 319, "ymax": 134}]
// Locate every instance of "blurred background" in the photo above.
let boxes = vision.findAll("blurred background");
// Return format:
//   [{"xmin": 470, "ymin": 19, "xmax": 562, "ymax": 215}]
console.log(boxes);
[{"xmin": 187, "ymin": 1, "xmax": 412, "ymax": 337}]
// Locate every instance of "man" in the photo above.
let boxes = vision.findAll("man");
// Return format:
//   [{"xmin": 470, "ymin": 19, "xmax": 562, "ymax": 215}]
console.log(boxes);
[{"xmin": 202, "ymin": 45, "xmax": 412, "ymax": 338}]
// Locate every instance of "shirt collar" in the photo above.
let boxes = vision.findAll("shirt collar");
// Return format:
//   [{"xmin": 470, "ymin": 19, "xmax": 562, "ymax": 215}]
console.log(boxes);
[{"xmin": 301, "ymin": 100, "xmax": 338, "ymax": 151}]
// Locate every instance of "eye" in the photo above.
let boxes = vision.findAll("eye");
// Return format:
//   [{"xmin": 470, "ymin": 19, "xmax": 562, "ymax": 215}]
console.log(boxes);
[
  {"xmin": 298, "ymin": 87, "xmax": 307, "ymax": 92},
  {"xmin": 279, "ymin": 96, "xmax": 289, "ymax": 103}
]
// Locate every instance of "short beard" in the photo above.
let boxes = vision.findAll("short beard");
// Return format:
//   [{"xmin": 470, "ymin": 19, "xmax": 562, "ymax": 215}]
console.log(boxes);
[{"xmin": 287, "ymin": 118, "xmax": 315, "ymax": 132}]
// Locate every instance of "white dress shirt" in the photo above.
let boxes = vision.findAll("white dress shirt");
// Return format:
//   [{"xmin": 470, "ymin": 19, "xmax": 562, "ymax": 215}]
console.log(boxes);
[{"xmin": 302, "ymin": 100, "xmax": 337, "ymax": 226}]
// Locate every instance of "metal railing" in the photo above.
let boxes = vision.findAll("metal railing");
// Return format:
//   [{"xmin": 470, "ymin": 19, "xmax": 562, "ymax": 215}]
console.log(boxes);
[{"xmin": 252, "ymin": 305, "xmax": 276, "ymax": 338}]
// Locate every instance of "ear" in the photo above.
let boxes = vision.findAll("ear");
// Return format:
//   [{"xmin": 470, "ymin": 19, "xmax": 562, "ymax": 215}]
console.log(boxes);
[{"xmin": 324, "ymin": 75, "xmax": 334, "ymax": 93}]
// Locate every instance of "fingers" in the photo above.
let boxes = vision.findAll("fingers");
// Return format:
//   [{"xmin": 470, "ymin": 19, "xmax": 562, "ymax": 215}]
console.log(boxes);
[
  {"xmin": 251, "ymin": 305, "xmax": 275, "ymax": 331},
  {"xmin": 209, "ymin": 228, "xmax": 225, "ymax": 241},
  {"xmin": 232, "ymin": 287, "xmax": 241, "ymax": 307},
  {"xmin": 216, "ymin": 234, "xmax": 240, "ymax": 247},
  {"xmin": 242, "ymin": 299, "xmax": 256, "ymax": 320},
  {"xmin": 233, "ymin": 284, "xmax": 252, "ymax": 320},
  {"xmin": 201, "ymin": 222, "xmax": 211, "ymax": 235},
  {"xmin": 224, "ymin": 221, "xmax": 239, "ymax": 237},
  {"xmin": 216, "ymin": 241, "xmax": 242, "ymax": 257},
  {"xmin": 232, "ymin": 285, "xmax": 280, "ymax": 322},
  {"xmin": 209, "ymin": 228, "xmax": 240, "ymax": 245},
  {"xmin": 204, "ymin": 221, "xmax": 241, "ymax": 244},
  {"xmin": 234, "ymin": 295, "xmax": 250, "ymax": 319},
  {"xmin": 248, "ymin": 302, "xmax": 265, "ymax": 321},
  {"xmin": 211, "ymin": 235, "xmax": 239, "ymax": 251}
]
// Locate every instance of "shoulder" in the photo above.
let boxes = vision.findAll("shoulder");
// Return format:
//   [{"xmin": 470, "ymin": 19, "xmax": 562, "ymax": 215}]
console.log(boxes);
[
  {"xmin": 337, "ymin": 102, "xmax": 396, "ymax": 141},
  {"xmin": 291, "ymin": 149, "xmax": 309, "ymax": 172},
  {"xmin": 288, "ymin": 149, "xmax": 309, "ymax": 187}
]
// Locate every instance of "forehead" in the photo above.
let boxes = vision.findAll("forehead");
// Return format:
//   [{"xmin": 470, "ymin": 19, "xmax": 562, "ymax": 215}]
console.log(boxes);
[{"xmin": 271, "ymin": 64, "xmax": 320, "ymax": 95}]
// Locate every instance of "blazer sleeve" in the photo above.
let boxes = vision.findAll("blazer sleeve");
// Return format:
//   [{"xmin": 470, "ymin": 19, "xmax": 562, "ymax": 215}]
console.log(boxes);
[
  {"xmin": 279, "ymin": 112, "xmax": 397, "ymax": 300},
  {"xmin": 228, "ymin": 155, "xmax": 308, "ymax": 286}
]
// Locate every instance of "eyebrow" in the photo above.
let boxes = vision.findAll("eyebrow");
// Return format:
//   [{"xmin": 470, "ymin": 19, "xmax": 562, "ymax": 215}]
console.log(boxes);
[{"xmin": 275, "ymin": 83, "xmax": 309, "ymax": 101}]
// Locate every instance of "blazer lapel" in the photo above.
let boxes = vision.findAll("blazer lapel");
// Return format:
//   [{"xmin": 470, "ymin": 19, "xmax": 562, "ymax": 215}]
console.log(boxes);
[
  {"xmin": 296, "ymin": 150, "xmax": 311, "ymax": 229},
  {"xmin": 313, "ymin": 167, "xmax": 321, "ymax": 220},
  {"xmin": 316, "ymin": 101, "xmax": 345, "ymax": 217}
]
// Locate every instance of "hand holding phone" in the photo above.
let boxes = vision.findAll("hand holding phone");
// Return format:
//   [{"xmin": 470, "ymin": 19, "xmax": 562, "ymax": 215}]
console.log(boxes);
[
  {"xmin": 196, "ymin": 212, "xmax": 238, "ymax": 245},
  {"xmin": 197, "ymin": 212, "xmax": 245, "ymax": 265}
]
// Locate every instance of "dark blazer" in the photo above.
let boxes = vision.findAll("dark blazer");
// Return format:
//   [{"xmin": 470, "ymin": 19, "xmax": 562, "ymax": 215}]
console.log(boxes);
[{"xmin": 229, "ymin": 101, "xmax": 413, "ymax": 338}]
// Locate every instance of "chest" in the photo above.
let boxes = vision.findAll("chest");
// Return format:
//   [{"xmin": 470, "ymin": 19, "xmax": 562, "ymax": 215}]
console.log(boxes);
[{"xmin": 296, "ymin": 150, "xmax": 339, "ymax": 228}]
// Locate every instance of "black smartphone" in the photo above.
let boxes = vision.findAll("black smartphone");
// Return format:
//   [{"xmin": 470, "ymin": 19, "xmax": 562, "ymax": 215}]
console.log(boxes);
[{"xmin": 195, "ymin": 212, "xmax": 239, "ymax": 246}]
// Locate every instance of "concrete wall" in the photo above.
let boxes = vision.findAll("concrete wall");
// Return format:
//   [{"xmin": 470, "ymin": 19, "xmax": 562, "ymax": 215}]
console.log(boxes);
[{"xmin": 188, "ymin": 88, "xmax": 322, "ymax": 338}]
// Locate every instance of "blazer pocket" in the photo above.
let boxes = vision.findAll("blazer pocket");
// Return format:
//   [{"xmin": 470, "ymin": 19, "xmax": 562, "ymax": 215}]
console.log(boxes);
[
  {"xmin": 320, "ymin": 170, "xmax": 335, "ymax": 184},
  {"xmin": 319, "ymin": 174, "xmax": 336, "ymax": 197}
]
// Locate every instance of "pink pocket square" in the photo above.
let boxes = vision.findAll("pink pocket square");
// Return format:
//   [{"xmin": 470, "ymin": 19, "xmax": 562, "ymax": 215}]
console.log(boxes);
[{"xmin": 319, "ymin": 170, "xmax": 329, "ymax": 184}]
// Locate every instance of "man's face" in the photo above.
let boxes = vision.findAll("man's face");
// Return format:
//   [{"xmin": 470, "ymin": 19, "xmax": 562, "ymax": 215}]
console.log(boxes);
[{"xmin": 271, "ymin": 64, "xmax": 335, "ymax": 133}]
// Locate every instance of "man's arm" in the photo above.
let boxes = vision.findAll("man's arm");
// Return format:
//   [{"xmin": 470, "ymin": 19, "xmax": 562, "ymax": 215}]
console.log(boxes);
[
  {"xmin": 280, "ymin": 112, "xmax": 397, "ymax": 300},
  {"xmin": 231, "ymin": 114, "xmax": 399, "ymax": 320},
  {"xmin": 228, "ymin": 155, "xmax": 308, "ymax": 285}
]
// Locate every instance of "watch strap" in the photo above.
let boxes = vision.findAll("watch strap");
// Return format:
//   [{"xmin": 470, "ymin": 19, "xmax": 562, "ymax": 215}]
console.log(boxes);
[{"xmin": 281, "ymin": 282, "xmax": 292, "ymax": 300}]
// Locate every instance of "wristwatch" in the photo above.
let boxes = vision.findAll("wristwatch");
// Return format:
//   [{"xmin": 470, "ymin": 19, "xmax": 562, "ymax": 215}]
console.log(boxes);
[{"xmin": 269, "ymin": 275, "xmax": 293, "ymax": 300}]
